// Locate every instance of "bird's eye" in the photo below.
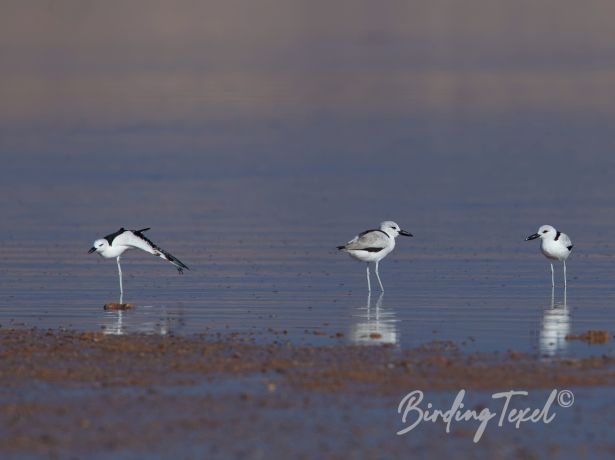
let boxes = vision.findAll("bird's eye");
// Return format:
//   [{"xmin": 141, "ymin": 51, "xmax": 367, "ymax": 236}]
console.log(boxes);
[{"xmin": 542, "ymin": 230, "xmax": 548, "ymax": 233}]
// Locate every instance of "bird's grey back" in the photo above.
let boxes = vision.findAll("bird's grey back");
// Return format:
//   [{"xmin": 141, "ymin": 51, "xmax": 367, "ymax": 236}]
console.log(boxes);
[{"xmin": 343, "ymin": 229, "xmax": 390, "ymax": 250}]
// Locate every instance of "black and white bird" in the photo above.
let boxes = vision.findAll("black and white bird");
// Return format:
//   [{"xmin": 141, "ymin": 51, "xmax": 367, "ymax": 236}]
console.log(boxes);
[
  {"xmin": 526, "ymin": 225, "xmax": 573, "ymax": 287},
  {"xmin": 337, "ymin": 221, "xmax": 413, "ymax": 292},
  {"xmin": 88, "ymin": 228, "xmax": 189, "ymax": 303}
]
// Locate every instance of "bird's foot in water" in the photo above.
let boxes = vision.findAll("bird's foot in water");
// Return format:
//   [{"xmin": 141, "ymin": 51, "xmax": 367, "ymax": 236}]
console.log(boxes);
[{"xmin": 103, "ymin": 303, "xmax": 134, "ymax": 311}]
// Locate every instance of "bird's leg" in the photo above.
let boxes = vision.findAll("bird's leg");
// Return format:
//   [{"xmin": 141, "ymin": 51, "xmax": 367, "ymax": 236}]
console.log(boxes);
[
  {"xmin": 117, "ymin": 256, "xmax": 124, "ymax": 304},
  {"xmin": 366, "ymin": 263, "xmax": 371, "ymax": 293},
  {"xmin": 376, "ymin": 292, "xmax": 384, "ymax": 309},
  {"xmin": 551, "ymin": 285, "xmax": 555, "ymax": 308},
  {"xmin": 376, "ymin": 292, "xmax": 384, "ymax": 320},
  {"xmin": 375, "ymin": 260, "xmax": 385, "ymax": 292},
  {"xmin": 563, "ymin": 283, "xmax": 567, "ymax": 307},
  {"xmin": 550, "ymin": 263, "xmax": 554, "ymax": 288},
  {"xmin": 563, "ymin": 260, "xmax": 567, "ymax": 287}
]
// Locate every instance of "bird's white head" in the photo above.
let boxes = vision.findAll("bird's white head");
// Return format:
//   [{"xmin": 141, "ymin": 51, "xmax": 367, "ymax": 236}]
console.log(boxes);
[
  {"xmin": 88, "ymin": 238, "xmax": 109, "ymax": 255},
  {"xmin": 526, "ymin": 224, "xmax": 557, "ymax": 241},
  {"xmin": 379, "ymin": 221, "xmax": 413, "ymax": 238}
]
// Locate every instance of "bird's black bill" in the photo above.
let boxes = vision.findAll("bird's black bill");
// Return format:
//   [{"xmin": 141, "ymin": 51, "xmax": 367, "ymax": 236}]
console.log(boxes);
[
  {"xmin": 88, "ymin": 247, "xmax": 96, "ymax": 254},
  {"xmin": 399, "ymin": 230, "xmax": 413, "ymax": 237},
  {"xmin": 525, "ymin": 233, "xmax": 540, "ymax": 241}
]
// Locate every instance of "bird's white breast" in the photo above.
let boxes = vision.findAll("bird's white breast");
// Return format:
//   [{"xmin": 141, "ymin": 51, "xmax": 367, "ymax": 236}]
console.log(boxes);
[
  {"xmin": 100, "ymin": 245, "xmax": 129, "ymax": 259},
  {"xmin": 541, "ymin": 239, "xmax": 570, "ymax": 261}
]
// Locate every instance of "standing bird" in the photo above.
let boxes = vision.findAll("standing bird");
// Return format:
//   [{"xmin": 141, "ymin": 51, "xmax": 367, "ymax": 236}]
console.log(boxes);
[
  {"xmin": 337, "ymin": 221, "xmax": 413, "ymax": 292},
  {"xmin": 525, "ymin": 225, "xmax": 573, "ymax": 287},
  {"xmin": 88, "ymin": 228, "xmax": 189, "ymax": 304}
]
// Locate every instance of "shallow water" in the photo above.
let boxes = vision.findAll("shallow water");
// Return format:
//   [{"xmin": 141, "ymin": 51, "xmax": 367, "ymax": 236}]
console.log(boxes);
[
  {"xmin": 5, "ymin": 3, "xmax": 615, "ymax": 458},
  {"xmin": 3, "ymin": 1, "xmax": 615, "ymax": 360},
  {"xmin": 2, "ymin": 152, "xmax": 615, "ymax": 359},
  {"xmin": 5, "ymin": 377, "xmax": 613, "ymax": 459}
]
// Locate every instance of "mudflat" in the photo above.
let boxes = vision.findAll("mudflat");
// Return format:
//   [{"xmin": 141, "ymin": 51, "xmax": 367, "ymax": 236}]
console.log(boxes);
[{"xmin": 1, "ymin": 329, "xmax": 614, "ymax": 458}]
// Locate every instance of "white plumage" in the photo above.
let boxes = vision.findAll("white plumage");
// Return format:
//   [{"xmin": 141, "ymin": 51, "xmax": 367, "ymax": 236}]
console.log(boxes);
[
  {"xmin": 89, "ymin": 227, "xmax": 189, "ymax": 303},
  {"xmin": 526, "ymin": 225, "xmax": 573, "ymax": 287},
  {"xmin": 337, "ymin": 220, "xmax": 412, "ymax": 292}
]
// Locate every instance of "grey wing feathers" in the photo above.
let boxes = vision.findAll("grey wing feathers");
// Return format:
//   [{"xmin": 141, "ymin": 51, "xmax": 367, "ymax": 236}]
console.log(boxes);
[{"xmin": 338, "ymin": 230, "xmax": 389, "ymax": 251}]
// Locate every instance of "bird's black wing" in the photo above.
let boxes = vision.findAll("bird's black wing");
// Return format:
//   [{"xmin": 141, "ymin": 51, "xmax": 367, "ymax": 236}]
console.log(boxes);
[
  {"xmin": 104, "ymin": 227, "xmax": 126, "ymax": 245},
  {"xmin": 130, "ymin": 229, "xmax": 190, "ymax": 273}
]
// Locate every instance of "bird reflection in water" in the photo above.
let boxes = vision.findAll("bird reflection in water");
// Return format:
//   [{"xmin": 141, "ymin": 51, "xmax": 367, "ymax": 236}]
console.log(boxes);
[
  {"xmin": 101, "ymin": 306, "xmax": 172, "ymax": 336},
  {"xmin": 539, "ymin": 287, "xmax": 570, "ymax": 356},
  {"xmin": 348, "ymin": 292, "xmax": 399, "ymax": 345}
]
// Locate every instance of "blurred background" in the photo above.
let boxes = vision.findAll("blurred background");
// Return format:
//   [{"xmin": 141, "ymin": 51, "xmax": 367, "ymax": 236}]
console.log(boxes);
[
  {"xmin": 2, "ymin": 1, "xmax": 615, "ymax": 349},
  {"xmin": 4, "ymin": 5, "xmax": 615, "ymax": 457},
  {"xmin": 3, "ymin": 0, "xmax": 615, "ymax": 232}
]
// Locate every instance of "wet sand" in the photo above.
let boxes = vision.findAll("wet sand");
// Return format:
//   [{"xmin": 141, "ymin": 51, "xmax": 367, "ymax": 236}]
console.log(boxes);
[
  {"xmin": 5, "ymin": 2, "xmax": 615, "ymax": 457},
  {"xmin": 2, "ymin": 328, "xmax": 615, "ymax": 458}
]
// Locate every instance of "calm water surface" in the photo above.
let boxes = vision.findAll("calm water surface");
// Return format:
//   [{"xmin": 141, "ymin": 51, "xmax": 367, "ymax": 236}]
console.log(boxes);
[
  {"xmin": 4, "ymin": 4, "xmax": 615, "ymax": 458},
  {"xmin": 2, "ymin": 139, "xmax": 615, "ymax": 359},
  {"xmin": 2, "ymin": 1, "xmax": 615, "ymax": 359}
]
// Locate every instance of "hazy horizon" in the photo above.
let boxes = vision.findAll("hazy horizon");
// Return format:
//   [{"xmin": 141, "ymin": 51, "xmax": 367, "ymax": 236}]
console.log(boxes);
[{"xmin": 3, "ymin": 1, "xmax": 615, "ymax": 157}]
